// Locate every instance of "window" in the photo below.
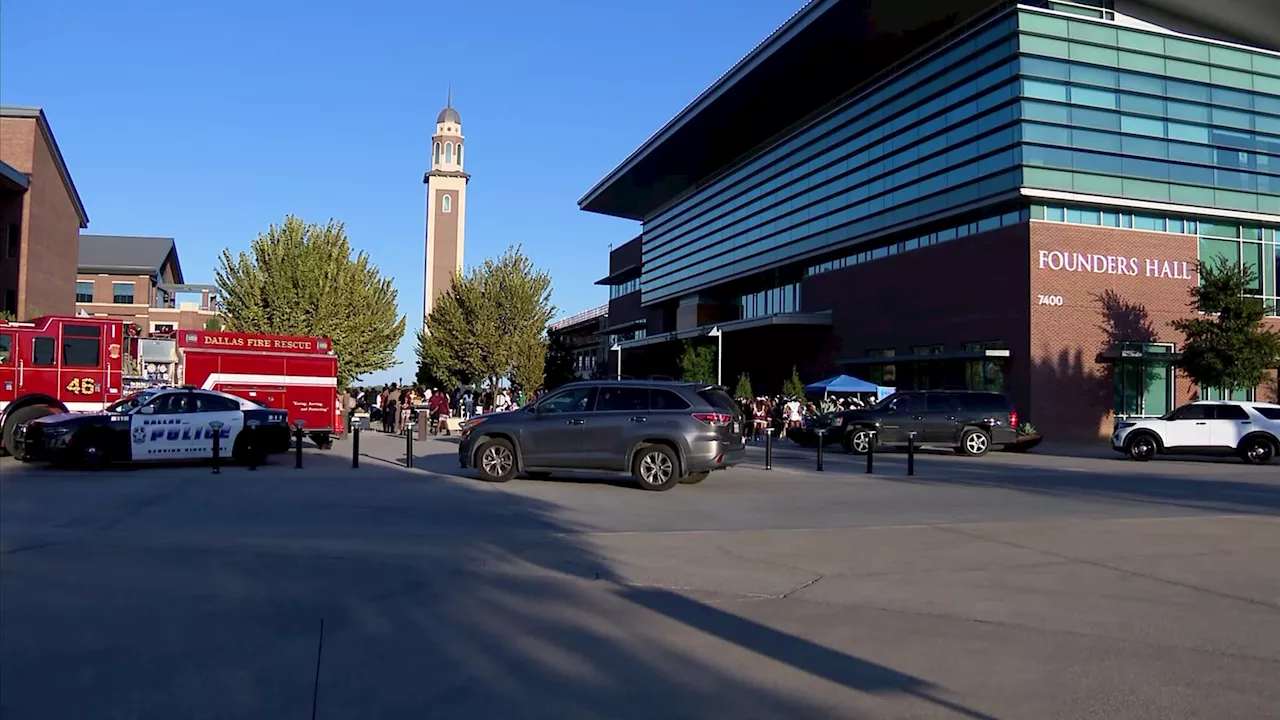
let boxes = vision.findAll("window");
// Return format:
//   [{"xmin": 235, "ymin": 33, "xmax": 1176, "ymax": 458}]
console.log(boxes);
[
  {"xmin": 1214, "ymin": 404, "xmax": 1250, "ymax": 420},
  {"xmin": 0, "ymin": 333, "xmax": 11, "ymax": 364},
  {"xmin": 444, "ymin": 142, "xmax": 453, "ymax": 164},
  {"xmin": 456, "ymin": 144, "xmax": 463, "ymax": 166},
  {"xmin": 112, "ymin": 282, "xmax": 135, "ymax": 304},
  {"xmin": 1256, "ymin": 407, "xmax": 1280, "ymax": 420},
  {"xmin": 62, "ymin": 325, "xmax": 101, "ymax": 367},
  {"xmin": 650, "ymin": 389, "xmax": 691, "ymax": 410},
  {"xmin": 147, "ymin": 392, "xmax": 195, "ymax": 415},
  {"xmin": 75, "ymin": 281, "xmax": 94, "ymax": 303},
  {"xmin": 1169, "ymin": 404, "xmax": 1212, "ymax": 421},
  {"xmin": 537, "ymin": 387, "xmax": 595, "ymax": 414},
  {"xmin": 32, "ymin": 336, "xmax": 55, "ymax": 366},
  {"xmin": 912, "ymin": 345, "xmax": 944, "ymax": 356},
  {"xmin": 3, "ymin": 290, "xmax": 15, "ymax": 315},
  {"xmin": 195, "ymin": 393, "xmax": 242, "ymax": 412},
  {"xmin": 925, "ymin": 394, "xmax": 957, "ymax": 413},
  {"xmin": 4, "ymin": 224, "xmax": 18, "ymax": 260},
  {"xmin": 434, "ymin": 142, "xmax": 441, "ymax": 165},
  {"xmin": 888, "ymin": 394, "xmax": 922, "ymax": 413},
  {"xmin": 442, "ymin": 195, "xmax": 452, "ymax": 213},
  {"xmin": 594, "ymin": 387, "xmax": 649, "ymax": 412}
]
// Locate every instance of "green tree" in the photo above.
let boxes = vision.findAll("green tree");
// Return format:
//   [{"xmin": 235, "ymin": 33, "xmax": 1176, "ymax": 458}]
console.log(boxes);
[
  {"xmin": 216, "ymin": 216, "xmax": 405, "ymax": 386},
  {"xmin": 679, "ymin": 341, "xmax": 716, "ymax": 385},
  {"xmin": 781, "ymin": 366, "xmax": 805, "ymax": 398},
  {"xmin": 203, "ymin": 316, "xmax": 223, "ymax": 331},
  {"xmin": 0, "ymin": 310, "xmax": 14, "ymax": 322},
  {"xmin": 418, "ymin": 245, "xmax": 555, "ymax": 392},
  {"xmin": 733, "ymin": 372, "xmax": 754, "ymax": 399},
  {"xmin": 543, "ymin": 333, "xmax": 579, "ymax": 390},
  {"xmin": 1171, "ymin": 257, "xmax": 1280, "ymax": 395}
]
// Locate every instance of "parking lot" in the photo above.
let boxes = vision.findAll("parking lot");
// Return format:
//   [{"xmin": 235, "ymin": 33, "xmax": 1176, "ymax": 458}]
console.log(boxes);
[{"xmin": 2, "ymin": 433, "xmax": 1278, "ymax": 719}]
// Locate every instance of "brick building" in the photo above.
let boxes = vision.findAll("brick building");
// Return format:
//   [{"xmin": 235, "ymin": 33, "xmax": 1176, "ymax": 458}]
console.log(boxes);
[
  {"xmin": 581, "ymin": 0, "xmax": 1280, "ymax": 440},
  {"xmin": 0, "ymin": 106, "xmax": 89, "ymax": 319},
  {"xmin": 76, "ymin": 234, "xmax": 222, "ymax": 336}
]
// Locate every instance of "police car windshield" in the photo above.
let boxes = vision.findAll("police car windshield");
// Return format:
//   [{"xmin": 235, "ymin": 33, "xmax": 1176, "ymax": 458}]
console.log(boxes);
[{"xmin": 107, "ymin": 390, "xmax": 159, "ymax": 413}]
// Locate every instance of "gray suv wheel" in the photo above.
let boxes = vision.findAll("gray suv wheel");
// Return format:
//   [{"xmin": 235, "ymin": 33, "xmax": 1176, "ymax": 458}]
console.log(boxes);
[{"xmin": 633, "ymin": 444, "xmax": 680, "ymax": 491}]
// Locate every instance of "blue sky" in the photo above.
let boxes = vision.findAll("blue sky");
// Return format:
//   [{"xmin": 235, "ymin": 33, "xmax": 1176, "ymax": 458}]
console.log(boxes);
[{"xmin": 1, "ymin": 0, "xmax": 798, "ymax": 384}]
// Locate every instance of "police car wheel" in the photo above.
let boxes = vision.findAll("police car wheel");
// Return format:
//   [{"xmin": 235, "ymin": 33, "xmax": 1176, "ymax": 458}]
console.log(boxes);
[
  {"xmin": 232, "ymin": 433, "xmax": 265, "ymax": 465},
  {"xmin": 75, "ymin": 433, "xmax": 109, "ymax": 469}
]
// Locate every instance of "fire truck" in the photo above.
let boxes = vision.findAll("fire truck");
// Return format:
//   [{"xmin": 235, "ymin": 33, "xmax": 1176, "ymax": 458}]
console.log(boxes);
[
  {"xmin": 0, "ymin": 316, "xmax": 340, "ymax": 454},
  {"xmin": 174, "ymin": 329, "xmax": 339, "ymax": 448}
]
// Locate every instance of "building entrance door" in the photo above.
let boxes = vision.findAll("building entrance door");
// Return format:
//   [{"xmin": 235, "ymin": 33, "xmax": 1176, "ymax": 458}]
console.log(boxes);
[{"xmin": 1114, "ymin": 359, "xmax": 1172, "ymax": 418}]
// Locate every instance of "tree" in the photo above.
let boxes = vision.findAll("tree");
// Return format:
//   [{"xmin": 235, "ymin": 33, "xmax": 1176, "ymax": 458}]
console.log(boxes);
[
  {"xmin": 417, "ymin": 245, "xmax": 555, "ymax": 393},
  {"xmin": 216, "ymin": 216, "xmax": 405, "ymax": 386},
  {"xmin": 1171, "ymin": 257, "xmax": 1280, "ymax": 395},
  {"xmin": 781, "ymin": 366, "xmax": 805, "ymax": 398},
  {"xmin": 543, "ymin": 333, "xmax": 579, "ymax": 390},
  {"xmin": 679, "ymin": 341, "xmax": 716, "ymax": 385},
  {"xmin": 0, "ymin": 310, "xmax": 14, "ymax": 322},
  {"xmin": 203, "ymin": 317, "xmax": 223, "ymax": 331},
  {"xmin": 733, "ymin": 373, "xmax": 754, "ymax": 399}
]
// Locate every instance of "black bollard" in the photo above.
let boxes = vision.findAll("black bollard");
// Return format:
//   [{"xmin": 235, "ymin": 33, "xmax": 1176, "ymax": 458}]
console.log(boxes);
[
  {"xmin": 764, "ymin": 428, "xmax": 774, "ymax": 470},
  {"xmin": 866, "ymin": 430, "xmax": 875, "ymax": 474},
  {"xmin": 907, "ymin": 431, "xmax": 916, "ymax": 476},
  {"xmin": 245, "ymin": 421, "xmax": 258, "ymax": 471},
  {"xmin": 210, "ymin": 422, "xmax": 223, "ymax": 475},
  {"xmin": 352, "ymin": 426, "xmax": 360, "ymax": 469},
  {"xmin": 295, "ymin": 425, "xmax": 304, "ymax": 469},
  {"xmin": 404, "ymin": 422, "xmax": 414, "ymax": 468},
  {"xmin": 816, "ymin": 429, "xmax": 825, "ymax": 472}
]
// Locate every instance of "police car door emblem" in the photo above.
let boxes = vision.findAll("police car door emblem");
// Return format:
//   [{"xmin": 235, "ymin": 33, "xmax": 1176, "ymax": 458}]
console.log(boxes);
[{"xmin": 132, "ymin": 426, "xmax": 147, "ymax": 444}]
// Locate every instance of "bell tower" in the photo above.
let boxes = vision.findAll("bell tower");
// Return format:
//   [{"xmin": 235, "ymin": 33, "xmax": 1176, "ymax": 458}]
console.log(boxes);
[{"xmin": 423, "ymin": 89, "xmax": 468, "ymax": 318}]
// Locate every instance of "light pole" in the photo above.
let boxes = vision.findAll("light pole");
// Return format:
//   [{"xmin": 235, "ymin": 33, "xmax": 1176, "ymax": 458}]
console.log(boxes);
[
  {"xmin": 610, "ymin": 342, "xmax": 622, "ymax": 381},
  {"xmin": 707, "ymin": 326, "xmax": 722, "ymax": 386}
]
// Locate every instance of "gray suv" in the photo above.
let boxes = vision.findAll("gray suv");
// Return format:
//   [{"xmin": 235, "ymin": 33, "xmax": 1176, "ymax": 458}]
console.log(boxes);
[{"xmin": 457, "ymin": 381, "xmax": 746, "ymax": 491}]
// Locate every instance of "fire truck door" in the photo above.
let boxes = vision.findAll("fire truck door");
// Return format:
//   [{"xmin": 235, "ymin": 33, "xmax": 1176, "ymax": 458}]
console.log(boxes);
[{"xmin": 0, "ymin": 331, "xmax": 14, "ymax": 407}]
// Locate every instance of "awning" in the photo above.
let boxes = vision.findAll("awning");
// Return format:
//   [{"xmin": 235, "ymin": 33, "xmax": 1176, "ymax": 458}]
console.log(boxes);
[
  {"xmin": 804, "ymin": 374, "xmax": 879, "ymax": 393},
  {"xmin": 615, "ymin": 311, "xmax": 831, "ymax": 350},
  {"xmin": 840, "ymin": 349, "xmax": 1011, "ymax": 365},
  {"xmin": 1096, "ymin": 347, "xmax": 1183, "ymax": 362}
]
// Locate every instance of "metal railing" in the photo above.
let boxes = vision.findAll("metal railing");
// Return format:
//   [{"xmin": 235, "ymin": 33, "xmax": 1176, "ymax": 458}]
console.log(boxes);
[{"xmin": 548, "ymin": 304, "xmax": 608, "ymax": 332}]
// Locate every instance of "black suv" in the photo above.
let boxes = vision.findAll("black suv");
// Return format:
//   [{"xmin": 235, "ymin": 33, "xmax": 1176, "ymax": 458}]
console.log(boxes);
[
  {"xmin": 458, "ymin": 381, "xmax": 746, "ymax": 491},
  {"xmin": 832, "ymin": 391, "xmax": 1020, "ymax": 456}
]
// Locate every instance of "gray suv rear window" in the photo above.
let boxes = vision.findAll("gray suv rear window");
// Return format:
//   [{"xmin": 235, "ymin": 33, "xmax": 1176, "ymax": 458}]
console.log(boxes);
[
  {"xmin": 697, "ymin": 388, "xmax": 738, "ymax": 412},
  {"xmin": 651, "ymin": 389, "xmax": 690, "ymax": 410}
]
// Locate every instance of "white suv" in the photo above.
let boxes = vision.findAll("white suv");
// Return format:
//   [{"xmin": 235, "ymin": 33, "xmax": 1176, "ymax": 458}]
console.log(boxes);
[{"xmin": 1112, "ymin": 401, "xmax": 1280, "ymax": 464}]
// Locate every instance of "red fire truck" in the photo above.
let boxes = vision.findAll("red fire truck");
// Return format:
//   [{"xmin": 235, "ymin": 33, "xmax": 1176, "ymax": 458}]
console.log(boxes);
[
  {"xmin": 174, "ymin": 329, "xmax": 339, "ymax": 448},
  {"xmin": 1, "ymin": 316, "xmax": 340, "ymax": 454}
]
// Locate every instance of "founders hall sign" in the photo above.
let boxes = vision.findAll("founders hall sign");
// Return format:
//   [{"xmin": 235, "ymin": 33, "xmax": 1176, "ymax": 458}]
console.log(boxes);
[{"xmin": 1037, "ymin": 250, "xmax": 1194, "ymax": 280}]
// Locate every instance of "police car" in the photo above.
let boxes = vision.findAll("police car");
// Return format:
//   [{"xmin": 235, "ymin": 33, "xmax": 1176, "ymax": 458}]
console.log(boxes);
[{"xmin": 12, "ymin": 387, "xmax": 293, "ymax": 467}]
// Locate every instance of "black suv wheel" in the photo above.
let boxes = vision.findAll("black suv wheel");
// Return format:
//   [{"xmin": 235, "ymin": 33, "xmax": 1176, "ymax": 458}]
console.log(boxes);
[
  {"xmin": 844, "ymin": 428, "xmax": 874, "ymax": 455},
  {"xmin": 958, "ymin": 427, "xmax": 991, "ymax": 457},
  {"xmin": 1125, "ymin": 432, "xmax": 1158, "ymax": 461}
]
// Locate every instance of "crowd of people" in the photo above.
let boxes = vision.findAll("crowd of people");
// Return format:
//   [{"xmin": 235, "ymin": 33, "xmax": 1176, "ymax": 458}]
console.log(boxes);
[
  {"xmin": 735, "ymin": 393, "xmax": 878, "ymax": 442},
  {"xmin": 341, "ymin": 384, "xmax": 540, "ymax": 437}
]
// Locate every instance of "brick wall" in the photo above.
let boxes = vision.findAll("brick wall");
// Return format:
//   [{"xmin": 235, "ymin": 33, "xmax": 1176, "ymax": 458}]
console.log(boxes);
[
  {"xmin": 803, "ymin": 223, "xmax": 1032, "ymax": 410},
  {"xmin": 1028, "ymin": 221, "xmax": 1280, "ymax": 440},
  {"xmin": 22, "ymin": 119, "xmax": 78, "ymax": 318}
]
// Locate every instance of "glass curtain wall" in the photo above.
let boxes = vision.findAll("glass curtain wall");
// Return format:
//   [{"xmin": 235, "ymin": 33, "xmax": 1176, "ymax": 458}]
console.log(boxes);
[
  {"xmin": 1017, "ymin": 10, "xmax": 1280, "ymax": 214},
  {"xmin": 639, "ymin": 14, "xmax": 1025, "ymax": 303}
]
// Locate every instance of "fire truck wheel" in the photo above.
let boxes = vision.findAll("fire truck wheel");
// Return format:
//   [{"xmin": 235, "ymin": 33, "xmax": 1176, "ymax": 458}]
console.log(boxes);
[{"xmin": 2, "ymin": 405, "xmax": 58, "ymax": 458}]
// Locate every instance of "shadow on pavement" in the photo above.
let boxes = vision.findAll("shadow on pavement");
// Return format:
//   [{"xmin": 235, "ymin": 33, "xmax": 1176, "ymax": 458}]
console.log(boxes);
[{"xmin": 0, "ymin": 437, "xmax": 996, "ymax": 719}]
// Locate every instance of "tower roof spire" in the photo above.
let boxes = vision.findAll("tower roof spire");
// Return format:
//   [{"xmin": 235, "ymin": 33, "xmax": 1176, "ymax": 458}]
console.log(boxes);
[{"xmin": 437, "ymin": 84, "xmax": 461, "ymax": 125}]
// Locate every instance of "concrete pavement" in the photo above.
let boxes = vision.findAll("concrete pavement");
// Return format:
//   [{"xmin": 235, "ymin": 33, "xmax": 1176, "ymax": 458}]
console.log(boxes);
[{"xmin": 1, "ymin": 432, "xmax": 1277, "ymax": 719}]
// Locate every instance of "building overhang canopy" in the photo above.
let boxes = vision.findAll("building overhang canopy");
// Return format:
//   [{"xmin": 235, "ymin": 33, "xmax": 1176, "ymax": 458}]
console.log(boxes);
[
  {"xmin": 0, "ymin": 160, "xmax": 29, "ymax": 192},
  {"xmin": 615, "ymin": 311, "xmax": 831, "ymax": 350},
  {"xmin": 839, "ymin": 349, "xmax": 1012, "ymax": 365},
  {"xmin": 579, "ymin": 0, "xmax": 1280, "ymax": 221},
  {"xmin": 595, "ymin": 263, "xmax": 642, "ymax": 286}
]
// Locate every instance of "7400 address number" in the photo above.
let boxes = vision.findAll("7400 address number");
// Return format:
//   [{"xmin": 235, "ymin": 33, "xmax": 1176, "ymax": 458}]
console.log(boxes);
[{"xmin": 1037, "ymin": 294, "xmax": 1065, "ymax": 306}]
